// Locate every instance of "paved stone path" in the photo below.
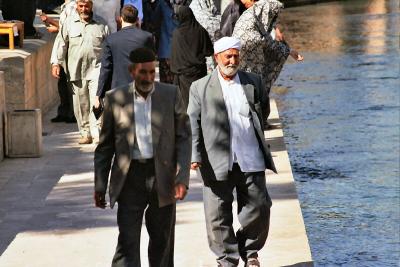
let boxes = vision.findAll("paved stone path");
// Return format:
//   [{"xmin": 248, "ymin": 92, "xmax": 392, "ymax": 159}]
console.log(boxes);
[{"xmin": 0, "ymin": 100, "xmax": 312, "ymax": 267}]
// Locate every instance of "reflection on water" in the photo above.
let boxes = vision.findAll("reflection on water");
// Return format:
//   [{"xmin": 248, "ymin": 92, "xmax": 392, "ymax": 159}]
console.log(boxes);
[{"xmin": 275, "ymin": 0, "xmax": 400, "ymax": 266}]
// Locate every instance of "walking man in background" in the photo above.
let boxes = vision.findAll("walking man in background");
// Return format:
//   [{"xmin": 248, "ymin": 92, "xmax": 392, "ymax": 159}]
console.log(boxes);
[
  {"xmin": 188, "ymin": 37, "xmax": 277, "ymax": 267},
  {"xmin": 94, "ymin": 48, "xmax": 191, "ymax": 266},
  {"xmin": 96, "ymin": 4, "xmax": 154, "ymax": 105},
  {"xmin": 54, "ymin": 0, "xmax": 109, "ymax": 144},
  {"xmin": 45, "ymin": 0, "xmax": 77, "ymax": 123}
]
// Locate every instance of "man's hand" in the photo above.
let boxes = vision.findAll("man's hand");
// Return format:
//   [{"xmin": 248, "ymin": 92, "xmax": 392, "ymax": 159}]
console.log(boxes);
[
  {"xmin": 94, "ymin": 192, "xmax": 107, "ymax": 209},
  {"xmin": 191, "ymin": 162, "xmax": 201, "ymax": 170},
  {"xmin": 46, "ymin": 26, "xmax": 59, "ymax": 33},
  {"xmin": 51, "ymin": 64, "xmax": 61, "ymax": 79},
  {"xmin": 290, "ymin": 49, "xmax": 304, "ymax": 61},
  {"xmin": 174, "ymin": 183, "xmax": 187, "ymax": 200},
  {"xmin": 275, "ymin": 27, "xmax": 284, "ymax": 42},
  {"xmin": 40, "ymin": 14, "xmax": 48, "ymax": 23},
  {"xmin": 94, "ymin": 96, "xmax": 101, "ymax": 109}
]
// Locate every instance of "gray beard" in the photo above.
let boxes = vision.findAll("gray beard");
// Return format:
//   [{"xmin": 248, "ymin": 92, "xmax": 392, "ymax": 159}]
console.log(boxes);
[
  {"xmin": 218, "ymin": 64, "xmax": 239, "ymax": 77},
  {"xmin": 136, "ymin": 82, "xmax": 153, "ymax": 93},
  {"xmin": 79, "ymin": 12, "xmax": 92, "ymax": 21}
]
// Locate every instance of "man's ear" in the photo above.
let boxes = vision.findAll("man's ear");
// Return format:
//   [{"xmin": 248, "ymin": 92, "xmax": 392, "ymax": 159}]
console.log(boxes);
[
  {"xmin": 129, "ymin": 63, "xmax": 138, "ymax": 78},
  {"xmin": 135, "ymin": 18, "xmax": 141, "ymax": 28},
  {"xmin": 128, "ymin": 64, "xmax": 134, "ymax": 73}
]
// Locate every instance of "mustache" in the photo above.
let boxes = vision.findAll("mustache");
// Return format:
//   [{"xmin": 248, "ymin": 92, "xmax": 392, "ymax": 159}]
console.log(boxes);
[
  {"xmin": 79, "ymin": 11, "xmax": 92, "ymax": 16},
  {"xmin": 139, "ymin": 80, "xmax": 152, "ymax": 86}
]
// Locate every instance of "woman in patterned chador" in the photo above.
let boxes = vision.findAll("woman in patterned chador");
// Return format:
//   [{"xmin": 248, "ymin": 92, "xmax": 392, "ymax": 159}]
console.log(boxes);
[
  {"xmin": 232, "ymin": 0, "xmax": 303, "ymax": 123},
  {"xmin": 189, "ymin": 0, "xmax": 221, "ymax": 41}
]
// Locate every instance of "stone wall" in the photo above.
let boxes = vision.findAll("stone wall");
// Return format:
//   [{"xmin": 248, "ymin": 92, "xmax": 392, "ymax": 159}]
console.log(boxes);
[
  {"xmin": 0, "ymin": 72, "xmax": 5, "ymax": 161},
  {"xmin": 0, "ymin": 29, "xmax": 58, "ymax": 113}
]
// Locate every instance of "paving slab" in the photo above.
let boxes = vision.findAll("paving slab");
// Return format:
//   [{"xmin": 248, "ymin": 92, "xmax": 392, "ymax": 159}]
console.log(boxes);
[{"xmin": 0, "ymin": 100, "xmax": 312, "ymax": 267}]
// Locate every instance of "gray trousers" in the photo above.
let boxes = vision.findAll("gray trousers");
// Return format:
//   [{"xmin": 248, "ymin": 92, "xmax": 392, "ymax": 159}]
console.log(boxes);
[
  {"xmin": 71, "ymin": 79, "xmax": 100, "ymax": 138},
  {"xmin": 203, "ymin": 164, "xmax": 272, "ymax": 267},
  {"xmin": 112, "ymin": 159, "xmax": 176, "ymax": 267}
]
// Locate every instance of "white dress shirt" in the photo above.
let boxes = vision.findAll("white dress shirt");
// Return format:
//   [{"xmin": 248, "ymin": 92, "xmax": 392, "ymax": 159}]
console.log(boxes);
[
  {"xmin": 132, "ymin": 83, "xmax": 154, "ymax": 159},
  {"xmin": 217, "ymin": 70, "xmax": 265, "ymax": 172}
]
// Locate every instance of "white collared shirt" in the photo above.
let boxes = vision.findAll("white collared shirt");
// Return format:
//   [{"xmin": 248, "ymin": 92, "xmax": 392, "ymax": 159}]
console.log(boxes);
[
  {"xmin": 217, "ymin": 69, "xmax": 265, "ymax": 172},
  {"xmin": 132, "ymin": 83, "xmax": 154, "ymax": 159}
]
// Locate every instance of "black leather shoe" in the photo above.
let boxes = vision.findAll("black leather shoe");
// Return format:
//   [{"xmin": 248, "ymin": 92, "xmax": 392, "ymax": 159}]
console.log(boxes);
[{"xmin": 51, "ymin": 115, "xmax": 66, "ymax": 123}]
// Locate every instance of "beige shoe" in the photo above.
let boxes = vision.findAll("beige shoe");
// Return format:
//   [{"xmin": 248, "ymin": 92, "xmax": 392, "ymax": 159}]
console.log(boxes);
[{"xmin": 78, "ymin": 136, "xmax": 93, "ymax": 144}]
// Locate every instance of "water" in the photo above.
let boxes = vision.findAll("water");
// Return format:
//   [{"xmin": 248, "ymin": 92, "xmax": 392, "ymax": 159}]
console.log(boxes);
[{"xmin": 274, "ymin": 1, "xmax": 400, "ymax": 266}]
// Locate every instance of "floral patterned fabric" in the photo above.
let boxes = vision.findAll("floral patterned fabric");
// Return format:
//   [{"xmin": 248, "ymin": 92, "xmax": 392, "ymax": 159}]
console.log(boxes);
[
  {"xmin": 232, "ymin": 0, "xmax": 290, "ymax": 92},
  {"xmin": 189, "ymin": 0, "xmax": 221, "ymax": 41}
]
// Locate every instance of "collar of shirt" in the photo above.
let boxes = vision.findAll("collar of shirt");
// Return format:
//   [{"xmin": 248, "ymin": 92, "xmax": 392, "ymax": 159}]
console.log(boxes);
[{"xmin": 133, "ymin": 82, "xmax": 155, "ymax": 101}]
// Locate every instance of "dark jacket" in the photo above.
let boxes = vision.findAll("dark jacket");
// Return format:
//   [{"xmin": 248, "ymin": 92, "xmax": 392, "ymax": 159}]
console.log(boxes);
[
  {"xmin": 94, "ymin": 82, "xmax": 191, "ymax": 208},
  {"xmin": 97, "ymin": 25, "xmax": 154, "ymax": 97},
  {"xmin": 219, "ymin": 0, "xmax": 245, "ymax": 37}
]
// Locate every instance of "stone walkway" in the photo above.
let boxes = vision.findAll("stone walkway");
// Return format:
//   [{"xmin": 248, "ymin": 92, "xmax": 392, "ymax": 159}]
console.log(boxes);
[{"xmin": 0, "ymin": 100, "xmax": 312, "ymax": 267}]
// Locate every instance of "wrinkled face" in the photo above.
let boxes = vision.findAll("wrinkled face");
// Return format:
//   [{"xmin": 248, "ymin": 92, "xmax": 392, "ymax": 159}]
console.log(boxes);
[
  {"xmin": 240, "ymin": 0, "xmax": 255, "ymax": 9},
  {"xmin": 76, "ymin": 1, "xmax": 93, "ymax": 21},
  {"xmin": 131, "ymin": 61, "xmax": 156, "ymax": 93},
  {"xmin": 215, "ymin": 48, "xmax": 240, "ymax": 78}
]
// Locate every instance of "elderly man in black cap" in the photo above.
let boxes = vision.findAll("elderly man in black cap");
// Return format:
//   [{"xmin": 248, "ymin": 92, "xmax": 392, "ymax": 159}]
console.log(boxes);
[{"xmin": 94, "ymin": 47, "xmax": 191, "ymax": 267}]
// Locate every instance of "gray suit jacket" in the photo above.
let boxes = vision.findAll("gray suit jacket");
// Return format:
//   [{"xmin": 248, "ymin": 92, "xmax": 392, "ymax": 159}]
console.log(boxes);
[
  {"xmin": 187, "ymin": 70, "xmax": 277, "ymax": 183},
  {"xmin": 94, "ymin": 82, "xmax": 191, "ymax": 208}
]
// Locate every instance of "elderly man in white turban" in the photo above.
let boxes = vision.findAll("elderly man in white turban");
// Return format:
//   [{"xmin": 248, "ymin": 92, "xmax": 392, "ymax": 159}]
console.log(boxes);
[{"xmin": 188, "ymin": 37, "xmax": 277, "ymax": 267}]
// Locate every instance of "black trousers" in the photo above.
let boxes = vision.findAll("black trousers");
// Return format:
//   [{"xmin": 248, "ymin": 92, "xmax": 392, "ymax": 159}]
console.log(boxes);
[
  {"xmin": 112, "ymin": 159, "xmax": 176, "ymax": 267},
  {"xmin": 173, "ymin": 67, "xmax": 207, "ymax": 110},
  {"xmin": 203, "ymin": 164, "xmax": 272, "ymax": 267},
  {"xmin": 57, "ymin": 67, "xmax": 75, "ymax": 119}
]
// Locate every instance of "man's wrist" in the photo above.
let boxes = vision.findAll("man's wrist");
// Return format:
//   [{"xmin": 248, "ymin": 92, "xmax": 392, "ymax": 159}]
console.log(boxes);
[{"xmin": 175, "ymin": 182, "xmax": 188, "ymax": 189}]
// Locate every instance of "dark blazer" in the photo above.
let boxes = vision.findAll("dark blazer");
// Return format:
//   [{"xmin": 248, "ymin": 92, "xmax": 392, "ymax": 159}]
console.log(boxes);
[
  {"xmin": 94, "ymin": 82, "xmax": 191, "ymax": 208},
  {"xmin": 187, "ymin": 70, "xmax": 277, "ymax": 183},
  {"xmin": 96, "ymin": 26, "xmax": 154, "ymax": 97}
]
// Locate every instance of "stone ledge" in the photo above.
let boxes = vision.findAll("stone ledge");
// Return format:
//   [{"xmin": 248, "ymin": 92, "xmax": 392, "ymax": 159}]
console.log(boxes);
[
  {"xmin": 0, "ymin": 27, "xmax": 58, "ymax": 114},
  {"xmin": 0, "ymin": 71, "xmax": 5, "ymax": 162}
]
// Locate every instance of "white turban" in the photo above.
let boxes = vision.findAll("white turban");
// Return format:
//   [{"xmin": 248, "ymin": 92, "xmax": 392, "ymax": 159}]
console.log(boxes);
[{"xmin": 213, "ymin": 37, "xmax": 241, "ymax": 54}]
